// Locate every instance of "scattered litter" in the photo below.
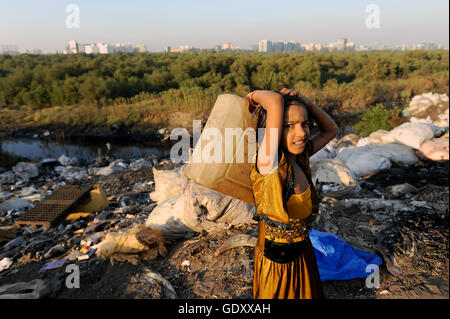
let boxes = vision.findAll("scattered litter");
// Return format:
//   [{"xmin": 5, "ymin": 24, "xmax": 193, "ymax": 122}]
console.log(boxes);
[
  {"xmin": 96, "ymin": 224, "xmax": 170, "ymax": 264},
  {"xmin": 0, "ymin": 257, "xmax": 13, "ymax": 272},
  {"xmin": 65, "ymin": 212, "xmax": 92, "ymax": 221},
  {"xmin": 181, "ymin": 260, "xmax": 191, "ymax": 272},
  {"xmin": 214, "ymin": 234, "xmax": 257, "ymax": 256},
  {"xmin": 0, "ymin": 229, "xmax": 17, "ymax": 241},
  {"xmin": 39, "ymin": 258, "xmax": 67, "ymax": 271},
  {"xmin": 0, "ymin": 279, "xmax": 61, "ymax": 299}
]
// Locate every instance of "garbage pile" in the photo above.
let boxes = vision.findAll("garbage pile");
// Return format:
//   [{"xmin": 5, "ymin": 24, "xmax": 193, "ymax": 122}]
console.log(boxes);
[
  {"xmin": 0, "ymin": 146, "xmax": 258, "ymax": 298},
  {"xmin": 145, "ymin": 165, "xmax": 256, "ymax": 240},
  {"xmin": 0, "ymin": 92, "xmax": 448, "ymax": 299},
  {"xmin": 309, "ymin": 92, "xmax": 449, "ymax": 284},
  {"xmin": 309, "ymin": 92, "xmax": 449, "ymax": 194},
  {"xmin": 0, "ymin": 151, "xmax": 176, "ymax": 298}
]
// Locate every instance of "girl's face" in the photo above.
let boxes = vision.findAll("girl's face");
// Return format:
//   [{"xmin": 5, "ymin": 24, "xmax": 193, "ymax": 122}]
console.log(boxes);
[{"xmin": 281, "ymin": 103, "xmax": 310, "ymax": 155}]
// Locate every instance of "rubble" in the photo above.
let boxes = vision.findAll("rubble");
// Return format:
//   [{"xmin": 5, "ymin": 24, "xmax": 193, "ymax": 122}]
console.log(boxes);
[
  {"xmin": 12, "ymin": 162, "xmax": 39, "ymax": 181},
  {"xmin": 58, "ymin": 155, "xmax": 78, "ymax": 166}
]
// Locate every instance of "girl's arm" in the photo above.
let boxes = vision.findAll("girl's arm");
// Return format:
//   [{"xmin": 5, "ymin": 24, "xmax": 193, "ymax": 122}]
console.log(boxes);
[
  {"xmin": 246, "ymin": 90, "xmax": 284, "ymax": 176},
  {"xmin": 280, "ymin": 88, "xmax": 339, "ymax": 156}
]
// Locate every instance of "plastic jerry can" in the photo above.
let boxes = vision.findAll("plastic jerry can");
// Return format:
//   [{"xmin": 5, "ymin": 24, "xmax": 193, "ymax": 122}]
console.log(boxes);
[{"xmin": 183, "ymin": 94, "xmax": 257, "ymax": 205}]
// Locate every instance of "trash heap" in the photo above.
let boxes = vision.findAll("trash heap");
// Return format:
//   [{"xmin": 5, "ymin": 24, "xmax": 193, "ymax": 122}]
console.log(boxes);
[
  {"xmin": 308, "ymin": 92, "xmax": 449, "ymax": 290},
  {"xmin": 0, "ymin": 92, "xmax": 448, "ymax": 299},
  {"xmin": 0, "ymin": 152, "xmax": 177, "ymax": 297}
]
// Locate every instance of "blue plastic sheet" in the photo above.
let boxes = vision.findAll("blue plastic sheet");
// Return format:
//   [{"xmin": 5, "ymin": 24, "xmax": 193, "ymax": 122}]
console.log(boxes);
[
  {"xmin": 39, "ymin": 258, "xmax": 67, "ymax": 272},
  {"xmin": 310, "ymin": 229, "xmax": 383, "ymax": 281}
]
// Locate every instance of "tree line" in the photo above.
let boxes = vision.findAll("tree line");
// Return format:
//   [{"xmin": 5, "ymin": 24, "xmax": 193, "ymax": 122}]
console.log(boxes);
[{"xmin": 0, "ymin": 50, "xmax": 448, "ymax": 109}]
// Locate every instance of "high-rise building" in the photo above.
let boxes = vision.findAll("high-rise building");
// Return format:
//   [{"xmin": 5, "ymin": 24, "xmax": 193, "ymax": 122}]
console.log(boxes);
[
  {"xmin": 259, "ymin": 40, "xmax": 271, "ymax": 52},
  {"xmin": 1, "ymin": 45, "xmax": 20, "ymax": 55},
  {"xmin": 64, "ymin": 40, "xmax": 146, "ymax": 54},
  {"xmin": 345, "ymin": 42, "xmax": 355, "ymax": 51},
  {"xmin": 338, "ymin": 38, "xmax": 347, "ymax": 46},
  {"xmin": 259, "ymin": 40, "xmax": 301, "ymax": 52}
]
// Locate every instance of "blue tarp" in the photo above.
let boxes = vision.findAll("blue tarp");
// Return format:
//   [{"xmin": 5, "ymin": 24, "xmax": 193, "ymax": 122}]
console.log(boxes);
[{"xmin": 310, "ymin": 228, "xmax": 383, "ymax": 281}]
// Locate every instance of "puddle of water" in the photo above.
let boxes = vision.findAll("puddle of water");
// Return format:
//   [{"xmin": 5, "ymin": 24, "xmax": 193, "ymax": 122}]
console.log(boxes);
[{"xmin": 0, "ymin": 137, "xmax": 172, "ymax": 163}]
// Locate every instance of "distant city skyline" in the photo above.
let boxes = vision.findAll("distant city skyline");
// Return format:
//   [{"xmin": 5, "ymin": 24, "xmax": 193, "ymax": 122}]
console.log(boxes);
[
  {"xmin": 1, "ymin": 0, "xmax": 448, "ymax": 53},
  {"xmin": 2, "ymin": 38, "xmax": 446, "ymax": 56}
]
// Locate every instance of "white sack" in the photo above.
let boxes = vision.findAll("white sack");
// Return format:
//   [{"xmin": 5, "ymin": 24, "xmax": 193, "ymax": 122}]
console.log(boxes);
[
  {"xmin": 145, "ymin": 194, "xmax": 196, "ymax": 240},
  {"xmin": 385, "ymin": 122, "xmax": 437, "ymax": 149},
  {"xmin": 372, "ymin": 143, "xmax": 419, "ymax": 166},
  {"xmin": 310, "ymin": 159, "xmax": 358, "ymax": 187},
  {"xmin": 336, "ymin": 145, "xmax": 391, "ymax": 177},
  {"xmin": 183, "ymin": 181, "xmax": 256, "ymax": 233},
  {"xmin": 416, "ymin": 138, "xmax": 449, "ymax": 161},
  {"xmin": 149, "ymin": 165, "xmax": 189, "ymax": 203}
]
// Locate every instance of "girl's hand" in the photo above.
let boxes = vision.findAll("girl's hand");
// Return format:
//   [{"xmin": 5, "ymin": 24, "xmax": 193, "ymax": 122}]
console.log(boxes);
[
  {"xmin": 247, "ymin": 90, "xmax": 283, "ymax": 112},
  {"xmin": 279, "ymin": 88, "xmax": 312, "ymax": 106},
  {"xmin": 246, "ymin": 91, "xmax": 261, "ymax": 113}
]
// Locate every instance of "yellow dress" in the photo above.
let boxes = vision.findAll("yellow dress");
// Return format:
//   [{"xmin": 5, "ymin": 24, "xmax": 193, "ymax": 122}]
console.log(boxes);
[{"xmin": 253, "ymin": 184, "xmax": 324, "ymax": 299}]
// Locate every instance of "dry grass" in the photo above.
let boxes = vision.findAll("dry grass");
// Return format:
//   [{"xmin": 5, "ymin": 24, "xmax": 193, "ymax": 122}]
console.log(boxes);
[{"xmin": 0, "ymin": 74, "xmax": 447, "ymax": 133}]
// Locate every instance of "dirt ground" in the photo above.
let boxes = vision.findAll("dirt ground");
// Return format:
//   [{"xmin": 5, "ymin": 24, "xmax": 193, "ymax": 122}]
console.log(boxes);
[{"xmin": 0, "ymin": 159, "xmax": 448, "ymax": 299}]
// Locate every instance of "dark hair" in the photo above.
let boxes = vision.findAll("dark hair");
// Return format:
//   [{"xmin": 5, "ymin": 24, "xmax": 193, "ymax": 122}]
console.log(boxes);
[{"xmin": 251, "ymin": 92, "xmax": 312, "ymax": 133}]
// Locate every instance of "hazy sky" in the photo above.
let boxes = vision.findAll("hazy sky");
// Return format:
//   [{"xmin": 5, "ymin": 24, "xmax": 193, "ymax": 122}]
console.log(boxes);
[{"xmin": 1, "ymin": 0, "xmax": 448, "ymax": 52}]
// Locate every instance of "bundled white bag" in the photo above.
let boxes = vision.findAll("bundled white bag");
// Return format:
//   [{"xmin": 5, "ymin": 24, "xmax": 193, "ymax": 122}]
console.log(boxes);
[
  {"xmin": 149, "ymin": 165, "xmax": 189, "ymax": 203},
  {"xmin": 146, "ymin": 167, "xmax": 256, "ymax": 239},
  {"xmin": 372, "ymin": 143, "xmax": 419, "ymax": 166},
  {"xmin": 183, "ymin": 180, "xmax": 256, "ymax": 233},
  {"xmin": 385, "ymin": 122, "xmax": 440, "ymax": 149},
  {"xmin": 356, "ymin": 130, "xmax": 393, "ymax": 147},
  {"xmin": 416, "ymin": 138, "xmax": 449, "ymax": 161},
  {"xmin": 336, "ymin": 145, "xmax": 391, "ymax": 177},
  {"xmin": 145, "ymin": 194, "xmax": 196, "ymax": 240},
  {"xmin": 310, "ymin": 159, "xmax": 358, "ymax": 186}
]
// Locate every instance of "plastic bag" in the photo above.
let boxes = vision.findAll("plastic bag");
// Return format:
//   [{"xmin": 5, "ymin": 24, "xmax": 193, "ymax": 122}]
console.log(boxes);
[{"xmin": 310, "ymin": 229, "xmax": 383, "ymax": 281}]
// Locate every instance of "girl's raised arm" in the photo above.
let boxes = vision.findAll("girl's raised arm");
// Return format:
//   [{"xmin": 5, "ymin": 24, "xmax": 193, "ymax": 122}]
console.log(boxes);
[{"xmin": 246, "ymin": 90, "xmax": 284, "ymax": 176}]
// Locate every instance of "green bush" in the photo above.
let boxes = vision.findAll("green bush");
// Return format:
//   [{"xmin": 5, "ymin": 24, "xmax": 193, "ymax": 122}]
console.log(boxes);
[{"xmin": 353, "ymin": 103, "xmax": 402, "ymax": 137}]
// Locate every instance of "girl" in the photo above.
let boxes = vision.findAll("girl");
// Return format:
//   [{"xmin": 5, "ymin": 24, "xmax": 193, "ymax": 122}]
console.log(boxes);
[{"xmin": 246, "ymin": 88, "xmax": 339, "ymax": 299}]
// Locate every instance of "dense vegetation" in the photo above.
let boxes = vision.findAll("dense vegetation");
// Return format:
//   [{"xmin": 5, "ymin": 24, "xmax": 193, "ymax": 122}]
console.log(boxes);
[
  {"xmin": 0, "ymin": 50, "xmax": 448, "ymax": 132},
  {"xmin": 353, "ymin": 103, "xmax": 404, "ymax": 137}
]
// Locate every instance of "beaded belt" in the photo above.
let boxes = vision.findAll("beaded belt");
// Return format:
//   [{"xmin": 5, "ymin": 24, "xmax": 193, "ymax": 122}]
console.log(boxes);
[{"xmin": 258, "ymin": 214, "xmax": 314, "ymax": 244}]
